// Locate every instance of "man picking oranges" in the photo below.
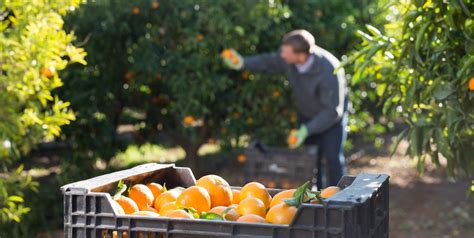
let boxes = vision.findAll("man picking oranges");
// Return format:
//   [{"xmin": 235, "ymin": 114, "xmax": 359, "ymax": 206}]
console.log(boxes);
[{"xmin": 222, "ymin": 30, "xmax": 348, "ymax": 187}]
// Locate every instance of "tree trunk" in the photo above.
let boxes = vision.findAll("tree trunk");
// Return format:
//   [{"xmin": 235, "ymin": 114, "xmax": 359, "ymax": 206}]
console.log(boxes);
[
  {"xmin": 162, "ymin": 119, "xmax": 211, "ymax": 175},
  {"xmin": 184, "ymin": 144, "xmax": 201, "ymax": 174}
]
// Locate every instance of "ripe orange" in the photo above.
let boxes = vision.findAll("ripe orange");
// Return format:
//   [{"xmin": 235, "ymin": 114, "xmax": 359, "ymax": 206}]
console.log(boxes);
[
  {"xmin": 146, "ymin": 183, "xmax": 163, "ymax": 200},
  {"xmin": 240, "ymin": 182, "xmax": 272, "ymax": 208},
  {"xmin": 246, "ymin": 117, "xmax": 254, "ymax": 125},
  {"xmin": 141, "ymin": 207, "xmax": 159, "ymax": 213},
  {"xmin": 196, "ymin": 175, "xmax": 233, "ymax": 207},
  {"xmin": 124, "ymin": 71, "xmax": 135, "ymax": 81},
  {"xmin": 310, "ymin": 199, "xmax": 321, "ymax": 204},
  {"xmin": 115, "ymin": 196, "xmax": 139, "ymax": 214},
  {"xmin": 110, "ymin": 199, "xmax": 125, "ymax": 215},
  {"xmin": 290, "ymin": 115, "xmax": 297, "ymax": 123},
  {"xmin": 233, "ymin": 112, "xmax": 242, "ymax": 118},
  {"xmin": 112, "ymin": 231, "xmax": 128, "ymax": 238},
  {"xmin": 320, "ymin": 186, "xmax": 341, "ymax": 199},
  {"xmin": 287, "ymin": 129, "xmax": 298, "ymax": 145},
  {"xmin": 267, "ymin": 181, "xmax": 276, "ymax": 188},
  {"xmin": 164, "ymin": 209, "xmax": 194, "ymax": 219},
  {"xmin": 112, "ymin": 231, "xmax": 152, "ymax": 238},
  {"xmin": 196, "ymin": 34, "xmax": 204, "ymax": 41},
  {"xmin": 288, "ymin": 136, "xmax": 298, "ymax": 145},
  {"xmin": 151, "ymin": 1, "xmax": 160, "ymax": 9},
  {"xmin": 236, "ymin": 214, "xmax": 265, "ymax": 223},
  {"xmin": 231, "ymin": 189, "xmax": 240, "ymax": 204},
  {"xmin": 154, "ymin": 190, "xmax": 180, "ymax": 211},
  {"xmin": 183, "ymin": 116, "xmax": 194, "ymax": 125},
  {"xmin": 129, "ymin": 184, "xmax": 154, "ymax": 210},
  {"xmin": 40, "ymin": 66, "xmax": 55, "ymax": 78},
  {"xmin": 237, "ymin": 154, "xmax": 246, "ymax": 163},
  {"xmin": 221, "ymin": 49, "xmax": 232, "ymax": 58},
  {"xmin": 265, "ymin": 203, "xmax": 297, "ymax": 225},
  {"xmin": 270, "ymin": 189, "xmax": 296, "ymax": 208},
  {"xmin": 176, "ymin": 186, "xmax": 211, "ymax": 213},
  {"xmin": 237, "ymin": 197, "xmax": 266, "ymax": 217},
  {"xmin": 281, "ymin": 180, "xmax": 292, "ymax": 189},
  {"xmin": 241, "ymin": 71, "xmax": 249, "ymax": 80},
  {"xmin": 132, "ymin": 7, "xmax": 140, "ymax": 14},
  {"xmin": 159, "ymin": 201, "xmax": 177, "ymax": 216},
  {"xmin": 132, "ymin": 210, "xmax": 160, "ymax": 217},
  {"xmin": 209, "ymin": 206, "xmax": 240, "ymax": 221},
  {"xmin": 469, "ymin": 77, "xmax": 474, "ymax": 91},
  {"xmin": 231, "ymin": 57, "xmax": 240, "ymax": 65},
  {"xmin": 273, "ymin": 91, "xmax": 281, "ymax": 97}
]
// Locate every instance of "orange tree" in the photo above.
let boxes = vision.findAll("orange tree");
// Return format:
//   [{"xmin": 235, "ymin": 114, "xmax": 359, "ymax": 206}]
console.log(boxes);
[
  {"xmin": 61, "ymin": 0, "xmax": 292, "ymax": 172},
  {"xmin": 0, "ymin": 0, "xmax": 86, "ymax": 235},
  {"xmin": 343, "ymin": 0, "xmax": 473, "ymax": 181},
  {"xmin": 61, "ymin": 0, "xmax": 381, "ymax": 171}
]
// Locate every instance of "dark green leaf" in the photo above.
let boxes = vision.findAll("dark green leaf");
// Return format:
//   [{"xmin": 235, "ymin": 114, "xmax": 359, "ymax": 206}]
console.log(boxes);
[
  {"xmin": 113, "ymin": 180, "xmax": 127, "ymax": 198},
  {"xmin": 391, "ymin": 128, "xmax": 409, "ymax": 157},
  {"xmin": 433, "ymin": 83, "xmax": 455, "ymax": 100},
  {"xmin": 415, "ymin": 21, "xmax": 431, "ymax": 64},
  {"xmin": 284, "ymin": 181, "xmax": 311, "ymax": 207},
  {"xmin": 183, "ymin": 207, "xmax": 200, "ymax": 219},
  {"xmin": 457, "ymin": 0, "xmax": 471, "ymax": 16},
  {"xmin": 284, "ymin": 197, "xmax": 300, "ymax": 207}
]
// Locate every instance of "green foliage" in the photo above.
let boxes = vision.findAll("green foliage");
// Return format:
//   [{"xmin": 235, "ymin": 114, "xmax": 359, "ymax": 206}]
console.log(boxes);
[
  {"xmin": 0, "ymin": 165, "xmax": 38, "ymax": 224},
  {"xmin": 343, "ymin": 0, "xmax": 474, "ymax": 176},
  {"xmin": 284, "ymin": 181, "xmax": 320, "ymax": 207},
  {"xmin": 0, "ymin": 0, "xmax": 85, "ymax": 234},
  {"xmin": 287, "ymin": 0, "xmax": 375, "ymax": 56}
]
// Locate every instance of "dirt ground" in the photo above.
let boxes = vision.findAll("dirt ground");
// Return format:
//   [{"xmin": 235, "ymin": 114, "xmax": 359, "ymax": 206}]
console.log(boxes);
[{"xmin": 347, "ymin": 140, "xmax": 474, "ymax": 238}]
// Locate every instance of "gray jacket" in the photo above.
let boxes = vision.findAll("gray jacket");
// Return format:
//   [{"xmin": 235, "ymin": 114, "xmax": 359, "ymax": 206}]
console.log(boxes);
[{"xmin": 243, "ymin": 47, "xmax": 347, "ymax": 135}]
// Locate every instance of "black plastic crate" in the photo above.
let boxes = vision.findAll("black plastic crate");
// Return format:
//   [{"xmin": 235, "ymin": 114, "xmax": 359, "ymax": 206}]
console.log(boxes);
[
  {"xmin": 244, "ymin": 141, "xmax": 320, "ymax": 187},
  {"xmin": 61, "ymin": 163, "xmax": 389, "ymax": 238}
]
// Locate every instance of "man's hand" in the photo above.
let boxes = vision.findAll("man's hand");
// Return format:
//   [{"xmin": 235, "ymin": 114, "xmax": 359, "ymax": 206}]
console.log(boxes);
[
  {"xmin": 221, "ymin": 48, "xmax": 243, "ymax": 70},
  {"xmin": 287, "ymin": 125, "xmax": 308, "ymax": 149}
]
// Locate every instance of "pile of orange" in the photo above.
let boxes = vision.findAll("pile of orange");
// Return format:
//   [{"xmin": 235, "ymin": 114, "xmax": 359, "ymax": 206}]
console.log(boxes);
[
  {"xmin": 110, "ymin": 175, "xmax": 342, "ymax": 225},
  {"xmin": 221, "ymin": 49, "xmax": 240, "ymax": 65}
]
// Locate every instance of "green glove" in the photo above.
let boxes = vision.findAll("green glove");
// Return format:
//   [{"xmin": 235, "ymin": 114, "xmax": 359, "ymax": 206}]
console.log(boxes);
[
  {"xmin": 221, "ymin": 48, "xmax": 243, "ymax": 70},
  {"xmin": 288, "ymin": 125, "xmax": 308, "ymax": 149}
]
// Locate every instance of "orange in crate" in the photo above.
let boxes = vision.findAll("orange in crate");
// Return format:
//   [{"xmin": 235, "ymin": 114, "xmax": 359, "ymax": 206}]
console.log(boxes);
[
  {"xmin": 176, "ymin": 186, "xmax": 211, "ymax": 213},
  {"xmin": 129, "ymin": 184, "xmax": 154, "ymax": 210}
]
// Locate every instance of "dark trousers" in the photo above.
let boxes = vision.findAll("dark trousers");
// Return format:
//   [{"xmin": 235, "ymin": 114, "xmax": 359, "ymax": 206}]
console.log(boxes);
[{"xmin": 303, "ymin": 113, "xmax": 348, "ymax": 187}]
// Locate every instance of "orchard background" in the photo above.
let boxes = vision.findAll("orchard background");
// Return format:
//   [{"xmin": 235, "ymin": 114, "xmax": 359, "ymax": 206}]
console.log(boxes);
[{"xmin": 0, "ymin": 0, "xmax": 472, "ymax": 237}]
